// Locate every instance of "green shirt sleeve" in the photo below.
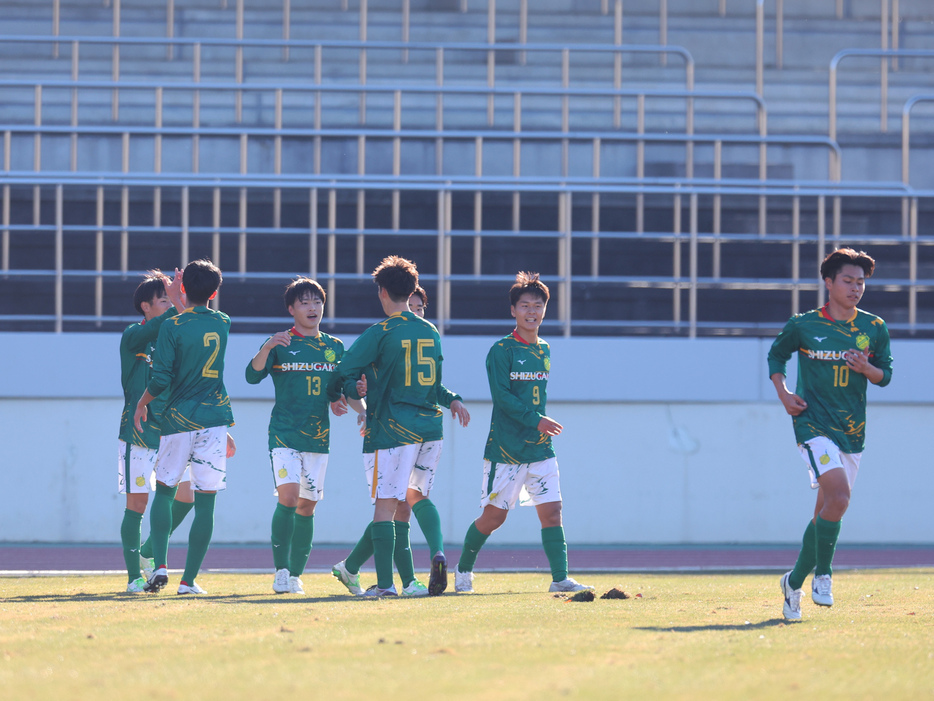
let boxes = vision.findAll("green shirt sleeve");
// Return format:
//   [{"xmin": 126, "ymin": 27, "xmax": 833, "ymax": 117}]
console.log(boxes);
[
  {"xmin": 767, "ymin": 316, "xmax": 799, "ymax": 378},
  {"xmin": 245, "ymin": 339, "xmax": 274, "ymax": 385},
  {"xmin": 871, "ymin": 319, "xmax": 893, "ymax": 387}
]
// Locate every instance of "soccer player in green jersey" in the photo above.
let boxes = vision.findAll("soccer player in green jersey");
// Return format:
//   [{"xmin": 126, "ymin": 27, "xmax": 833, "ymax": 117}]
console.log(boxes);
[
  {"xmin": 333, "ymin": 284, "xmax": 470, "ymax": 597},
  {"xmin": 134, "ymin": 258, "xmax": 236, "ymax": 595},
  {"xmin": 454, "ymin": 272, "xmax": 593, "ymax": 595},
  {"xmin": 329, "ymin": 256, "xmax": 469, "ymax": 597},
  {"xmin": 769, "ymin": 248, "xmax": 893, "ymax": 620},
  {"xmin": 247, "ymin": 277, "xmax": 365, "ymax": 595},
  {"xmin": 117, "ymin": 269, "xmax": 184, "ymax": 593}
]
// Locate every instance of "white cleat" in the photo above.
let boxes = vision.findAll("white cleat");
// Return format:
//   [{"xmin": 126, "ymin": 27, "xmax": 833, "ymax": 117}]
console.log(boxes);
[
  {"xmin": 288, "ymin": 576, "xmax": 305, "ymax": 595},
  {"xmin": 331, "ymin": 560, "xmax": 365, "ymax": 596},
  {"xmin": 400, "ymin": 580, "xmax": 429, "ymax": 597},
  {"xmin": 454, "ymin": 570, "xmax": 475, "ymax": 593},
  {"xmin": 812, "ymin": 574, "xmax": 834, "ymax": 607},
  {"xmin": 548, "ymin": 577, "xmax": 595, "ymax": 593},
  {"xmin": 177, "ymin": 582, "xmax": 207, "ymax": 595},
  {"xmin": 273, "ymin": 568, "xmax": 291, "ymax": 594},
  {"xmin": 140, "ymin": 555, "xmax": 155, "ymax": 581},
  {"xmin": 780, "ymin": 571, "xmax": 803, "ymax": 620},
  {"xmin": 126, "ymin": 576, "xmax": 147, "ymax": 594}
]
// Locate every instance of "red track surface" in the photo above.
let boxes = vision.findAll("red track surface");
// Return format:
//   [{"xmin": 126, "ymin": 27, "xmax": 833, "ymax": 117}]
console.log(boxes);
[{"xmin": 3, "ymin": 543, "xmax": 934, "ymax": 574}]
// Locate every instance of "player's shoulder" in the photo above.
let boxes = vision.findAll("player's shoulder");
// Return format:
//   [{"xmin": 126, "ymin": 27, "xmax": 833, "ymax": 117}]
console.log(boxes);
[
  {"xmin": 855, "ymin": 307, "xmax": 887, "ymax": 327},
  {"xmin": 318, "ymin": 330, "xmax": 345, "ymax": 351}
]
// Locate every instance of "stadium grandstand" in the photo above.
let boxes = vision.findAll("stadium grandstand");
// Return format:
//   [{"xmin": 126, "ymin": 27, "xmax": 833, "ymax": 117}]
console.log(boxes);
[{"xmin": 1, "ymin": 0, "xmax": 933, "ymax": 337}]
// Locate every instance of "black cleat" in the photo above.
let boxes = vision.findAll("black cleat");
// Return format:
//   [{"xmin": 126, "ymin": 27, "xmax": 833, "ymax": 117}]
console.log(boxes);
[
  {"xmin": 428, "ymin": 552, "xmax": 448, "ymax": 596},
  {"xmin": 144, "ymin": 567, "xmax": 168, "ymax": 593}
]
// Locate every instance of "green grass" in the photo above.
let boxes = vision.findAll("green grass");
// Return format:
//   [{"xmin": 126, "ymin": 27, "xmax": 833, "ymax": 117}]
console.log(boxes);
[{"xmin": 2, "ymin": 570, "xmax": 934, "ymax": 700}]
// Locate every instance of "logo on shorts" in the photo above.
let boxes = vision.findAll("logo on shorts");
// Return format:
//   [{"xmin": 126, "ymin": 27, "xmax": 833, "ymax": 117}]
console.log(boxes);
[
  {"xmin": 135, "ymin": 476, "xmax": 146, "ymax": 487},
  {"xmin": 856, "ymin": 333, "xmax": 870, "ymax": 351},
  {"xmin": 324, "ymin": 349, "xmax": 336, "ymax": 362},
  {"xmin": 278, "ymin": 468, "xmax": 288, "ymax": 478},
  {"xmin": 819, "ymin": 453, "xmax": 831, "ymax": 465}
]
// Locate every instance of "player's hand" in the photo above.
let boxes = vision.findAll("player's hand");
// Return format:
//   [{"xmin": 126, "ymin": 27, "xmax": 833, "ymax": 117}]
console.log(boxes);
[
  {"xmin": 264, "ymin": 330, "xmax": 292, "ymax": 351},
  {"xmin": 226, "ymin": 432, "xmax": 237, "ymax": 458},
  {"xmin": 357, "ymin": 412, "xmax": 367, "ymax": 437},
  {"xmin": 355, "ymin": 373, "xmax": 367, "ymax": 397},
  {"xmin": 330, "ymin": 397, "xmax": 349, "ymax": 416},
  {"xmin": 165, "ymin": 267, "xmax": 184, "ymax": 306},
  {"xmin": 133, "ymin": 404, "xmax": 148, "ymax": 431},
  {"xmin": 845, "ymin": 348, "xmax": 871, "ymax": 374},
  {"xmin": 778, "ymin": 391, "xmax": 808, "ymax": 416},
  {"xmin": 537, "ymin": 416, "xmax": 563, "ymax": 437},
  {"xmin": 450, "ymin": 399, "xmax": 470, "ymax": 427}
]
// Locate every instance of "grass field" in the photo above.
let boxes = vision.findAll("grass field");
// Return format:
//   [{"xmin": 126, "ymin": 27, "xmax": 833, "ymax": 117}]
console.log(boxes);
[{"xmin": 2, "ymin": 569, "xmax": 934, "ymax": 700}]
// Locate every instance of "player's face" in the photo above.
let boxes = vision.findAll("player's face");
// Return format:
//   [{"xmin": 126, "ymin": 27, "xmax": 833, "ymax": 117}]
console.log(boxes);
[
  {"xmin": 289, "ymin": 293, "xmax": 324, "ymax": 333},
  {"xmin": 825, "ymin": 263, "xmax": 866, "ymax": 313},
  {"xmin": 409, "ymin": 295, "xmax": 425, "ymax": 317},
  {"xmin": 142, "ymin": 292, "xmax": 172, "ymax": 322},
  {"xmin": 511, "ymin": 292, "xmax": 547, "ymax": 336}
]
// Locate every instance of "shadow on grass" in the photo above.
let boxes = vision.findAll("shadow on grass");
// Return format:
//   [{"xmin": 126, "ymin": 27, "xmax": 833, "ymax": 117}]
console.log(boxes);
[{"xmin": 634, "ymin": 618, "xmax": 792, "ymax": 632}]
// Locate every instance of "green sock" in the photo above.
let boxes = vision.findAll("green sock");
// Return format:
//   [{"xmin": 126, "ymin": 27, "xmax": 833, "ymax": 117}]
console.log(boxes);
[
  {"xmin": 412, "ymin": 499, "xmax": 444, "ymax": 557},
  {"xmin": 815, "ymin": 515, "xmax": 842, "ymax": 577},
  {"xmin": 181, "ymin": 492, "xmax": 216, "ymax": 585},
  {"xmin": 541, "ymin": 526, "xmax": 569, "ymax": 582},
  {"xmin": 457, "ymin": 521, "xmax": 491, "ymax": 573},
  {"xmin": 289, "ymin": 513, "xmax": 314, "ymax": 577},
  {"xmin": 371, "ymin": 521, "xmax": 396, "ymax": 590},
  {"xmin": 149, "ymin": 483, "xmax": 177, "ymax": 568},
  {"xmin": 393, "ymin": 521, "xmax": 416, "ymax": 587},
  {"xmin": 271, "ymin": 503, "xmax": 297, "ymax": 571},
  {"xmin": 789, "ymin": 519, "xmax": 817, "ymax": 591},
  {"xmin": 345, "ymin": 521, "xmax": 374, "ymax": 575},
  {"xmin": 141, "ymin": 499, "xmax": 194, "ymax": 559},
  {"xmin": 120, "ymin": 508, "xmax": 144, "ymax": 581}
]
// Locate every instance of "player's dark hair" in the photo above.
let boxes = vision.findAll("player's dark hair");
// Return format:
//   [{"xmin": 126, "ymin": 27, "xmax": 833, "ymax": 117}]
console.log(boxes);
[
  {"xmin": 182, "ymin": 258, "xmax": 222, "ymax": 305},
  {"xmin": 133, "ymin": 270, "xmax": 168, "ymax": 315},
  {"xmin": 820, "ymin": 248, "xmax": 875, "ymax": 281},
  {"xmin": 410, "ymin": 285, "xmax": 428, "ymax": 307},
  {"xmin": 284, "ymin": 277, "xmax": 326, "ymax": 309},
  {"xmin": 509, "ymin": 271, "xmax": 550, "ymax": 306},
  {"xmin": 372, "ymin": 255, "xmax": 418, "ymax": 302}
]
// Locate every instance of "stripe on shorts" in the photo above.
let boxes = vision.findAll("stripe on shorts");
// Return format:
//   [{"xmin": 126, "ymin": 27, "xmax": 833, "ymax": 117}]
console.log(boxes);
[
  {"xmin": 486, "ymin": 462, "xmax": 497, "ymax": 496},
  {"xmin": 371, "ymin": 451, "xmax": 379, "ymax": 500},
  {"xmin": 803, "ymin": 443, "xmax": 822, "ymax": 479}
]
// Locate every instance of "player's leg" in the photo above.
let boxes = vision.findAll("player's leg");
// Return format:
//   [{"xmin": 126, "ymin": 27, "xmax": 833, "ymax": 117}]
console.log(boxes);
[
  {"xmin": 270, "ymin": 448, "xmax": 301, "ymax": 592},
  {"xmin": 140, "ymin": 473, "xmax": 194, "ymax": 565},
  {"xmin": 178, "ymin": 426, "xmax": 228, "ymax": 594},
  {"xmin": 286, "ymin": 452, "xmax": 326, "ymax": 594},
  {"xmin": 332, "ymin": 453, "xmax": 375, "ymax": 594},
  {"xmin": 405, "ymin": 440, "xmax": 445, "ymax": 593},
  {"xmin": 145, "ymin": 431, "xmax": 194, "ymax": 591},
  {"xmin": 812, "ymin": 466, "xmax": 854, "ymax": 606},
  {"xmin": 118, "ymin": 441, "xmax": 155, "ymax": 591}
]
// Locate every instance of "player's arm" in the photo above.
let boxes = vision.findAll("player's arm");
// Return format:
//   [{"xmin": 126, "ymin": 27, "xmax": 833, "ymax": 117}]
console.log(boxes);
[
  {"xmin": 336, "ymin": 330, "xmax": 378, "ymax": 400},
  {"xmin": 165, "ymin": 267, "xmax": 186, "ymax": 313},
  {"xmin": 848, "ymin": 322, "xmax": 893, "ymax": 386},
  {"xmin": 767, "ymin": 318, "xmax": 807, "ymax": 416},
  {"xmin": 246, "ymin": 332, "xmax": 289, "ymax": 383},
  {"xmin": 435, "ymin": 352, "xmax": 470, "ymax": 427},
  {"xmin": 486, "ymin": 343, "xmax": 543, "ymax": 429}
]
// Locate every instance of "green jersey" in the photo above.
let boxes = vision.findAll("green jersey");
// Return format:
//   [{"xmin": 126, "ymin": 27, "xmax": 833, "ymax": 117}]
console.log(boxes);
[
  {"xmin": 245, "ymin": 328, "xmax": 344, "ymax": 453},
  {"xmin": 148, "ymin": 305, "xmax": 235, "ymax": 435},
  {"xmin": 118, "ymin": 307, "xmax": 177, "ymax": 449},
  {"xmin": 767, "ymin": 304, "xmax": 893, "ymax": 453},
  {"xmin": 484, "ymin": 330, "xmax": 555, "ymax": 464},
  {"xmin": 332, "ymin": 311, "xmax": 446, "ymax": 451}
]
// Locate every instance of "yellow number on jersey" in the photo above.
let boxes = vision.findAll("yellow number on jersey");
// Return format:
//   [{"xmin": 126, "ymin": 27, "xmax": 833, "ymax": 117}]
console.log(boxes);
[
  {"xmin": 401, "ymin": 338, "xmax": 437, "ymax": 387},
  {"xmin": 532, "ymin": 385, "xmax": 541, "ymax": 405},
  {"xmin": 202, "ymin": 332, "xmax": 220, "ymax": 378},
  {"xmin": 306, "ymin": 375, "xmax": 322, "ymax": 396},
  {"xmin": 833, "ymin": 365, "xmax": 850, "ymax": 388}
]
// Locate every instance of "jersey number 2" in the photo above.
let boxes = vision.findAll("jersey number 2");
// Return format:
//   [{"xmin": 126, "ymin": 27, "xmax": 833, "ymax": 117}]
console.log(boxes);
[{"xmin": 202, "ymin": 332, "xmax": 220, "ymax": 378}]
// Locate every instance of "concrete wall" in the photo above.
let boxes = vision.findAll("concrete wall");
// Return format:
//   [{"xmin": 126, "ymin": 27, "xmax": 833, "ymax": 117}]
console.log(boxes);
[{"xmin": 1, "ymin": 332, "xmax": 932, "ymax": 545}]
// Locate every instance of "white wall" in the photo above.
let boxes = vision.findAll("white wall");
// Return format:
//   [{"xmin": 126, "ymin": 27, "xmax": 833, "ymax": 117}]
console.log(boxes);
[{"xmin": 1, "ymin": 332, "xmax": 931, "ymax": 544}]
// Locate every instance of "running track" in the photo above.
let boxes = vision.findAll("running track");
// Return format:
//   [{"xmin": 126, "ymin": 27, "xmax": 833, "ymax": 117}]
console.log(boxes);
[{"xmin": 3, "ymin": 543, "xmax": 934, "ymax": 576}]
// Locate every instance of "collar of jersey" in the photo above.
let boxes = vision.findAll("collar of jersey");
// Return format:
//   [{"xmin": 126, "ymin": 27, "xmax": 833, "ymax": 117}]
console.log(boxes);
[
  {"xmin": 184, "ymin": 305, "xmax": 211, "ymax": 314},
  {"xmin": 820, "ymin": 303, "xmax": 857, "ymax": 324},
  {"xmin": 512, "ymin": 329, "xmax": 539, "ymax": 345}
]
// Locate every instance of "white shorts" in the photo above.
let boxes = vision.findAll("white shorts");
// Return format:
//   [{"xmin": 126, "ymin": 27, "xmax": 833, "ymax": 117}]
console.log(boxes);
[
  {"xmin": 155, "ymin": 426, "xmax": 228, "ymax": 492},
  {"xmin": 363, "ymin": 441, "xmax": 443, "ymax": 503},
  {"xmin": 271, "ymin": 448, "xmax": 328, "ymax": 502},
  {"xmin": 117, "ymin": 440, "xmax": 157, "ymax": 494},
  {"xmin": 798, "ymin": 436, "xmax": 861, "ymax": 490},
  {"xmin": 480, "ymin": 457, "xmax": 563, "ymax": 510}
]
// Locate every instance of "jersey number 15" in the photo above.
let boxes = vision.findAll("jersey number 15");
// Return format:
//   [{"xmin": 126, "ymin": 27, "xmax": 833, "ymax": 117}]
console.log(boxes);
[{"xmin": 401, "ymin": 339, "xmax": 436, "ymax": 387}]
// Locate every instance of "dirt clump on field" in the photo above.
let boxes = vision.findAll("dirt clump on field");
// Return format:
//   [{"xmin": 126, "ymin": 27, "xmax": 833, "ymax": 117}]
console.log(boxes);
[{"xmin": 601, "ymin": 587, "xmax": 630, "ymax": 600}]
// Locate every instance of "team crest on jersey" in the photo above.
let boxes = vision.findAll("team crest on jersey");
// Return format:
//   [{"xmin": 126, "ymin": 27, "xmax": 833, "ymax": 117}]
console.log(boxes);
[
  {"xmin": 324, "ymin": 349, "xmax": 336, "ymax": 362},
  {"xmin": 543, "ymin": 357, "xmax": 550, "ymax": 371},
  {"xmin": 856, "ymin": 333, "xmax": 870, "ymax": 351}
]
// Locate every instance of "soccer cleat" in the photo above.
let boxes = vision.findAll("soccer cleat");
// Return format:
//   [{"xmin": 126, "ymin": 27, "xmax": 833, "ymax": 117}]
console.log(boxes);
[
  {"xmin": 400, "ymin": 580, "xmax": 429, "ymax": 597},
  {"xmin": 288, "ymin": 576, "xmax": 305, "ymax": 595},
  {"xmin": 140, "ymin": 555, "xmax": 155, "ymax": 581},
  {"xmin": 780, "ymin": 571, "xmax": 803, "ymax": 620},
  {"xmin": 812, "ymin": 574, "xmax": 834, "ymax": 607},
  {"xmin": 126, "ymin": 576, "xmax": 147, "ymax": 594},
  {"xmin": 454, "ymin": 569, "xmax": 475, "ymax": 593},
  {"xmin": 331, "ymin": 560, "xmax": 365, "ymax": 596},
  {"xmin": 428, "ymin": 552, "xmax": 448, "ymax": 596},
  {"xmin": 144, "ymin": 567, "xmax": 168, "ymax": 593},
  {"xmin": 363, "ymin": 584, "xmax": 398, "ymax": 597},
  {"xmin": 273, "ymin": 568, "xmax": 291, "ymax": 594},
  {"xmin": 548, "ymin": 577, "xmax": 595, "ymax": 593},
  {"xmin": 177, "ymin": 582, "xmax": 206, "ymax": 595}
]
